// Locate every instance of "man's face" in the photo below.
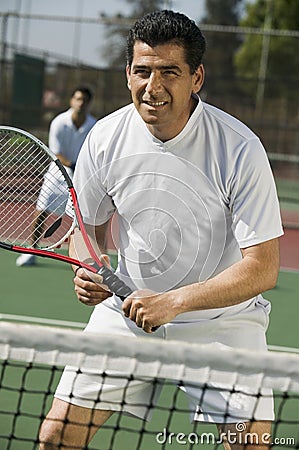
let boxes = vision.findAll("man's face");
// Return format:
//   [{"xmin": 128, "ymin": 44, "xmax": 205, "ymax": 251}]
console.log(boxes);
[
  {"xmin": 70, "ymin": 91, "xmax": 90, "ymax": 114},
  {"xmin": 126, "ymin": 41, "xmax": 204, "ymax": 141}
]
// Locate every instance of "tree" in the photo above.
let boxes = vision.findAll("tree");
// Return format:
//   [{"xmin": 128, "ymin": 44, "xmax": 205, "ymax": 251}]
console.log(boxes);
[
  {"xmin": 234, "ymin": 0, "xmax": 299, "ymax": 105},
  {"xmin": 101, "ymin": 0, "xmax": 164, "ymax": 68},
  {"xmin": 201, "ymin": 0, "xmax": 243, "ymax": 101}
]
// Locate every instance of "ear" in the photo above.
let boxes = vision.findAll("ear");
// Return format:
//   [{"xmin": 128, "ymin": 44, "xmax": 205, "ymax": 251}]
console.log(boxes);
[
  {"xmin": 126, "ymin": 65, "xmax": 132, "ymax": 91},
  {"xmin": 192, "ymin": 64, "xmax": 205, "ymax": 94}
]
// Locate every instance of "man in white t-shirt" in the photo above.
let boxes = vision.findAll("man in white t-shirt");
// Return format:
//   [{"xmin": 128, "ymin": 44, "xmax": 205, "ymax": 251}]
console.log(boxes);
[
  {"xmin": 16, "ymin": 86, "xmax": 97, "ymax": 267},
  {"xmin": 39, "ymin": 11, "xmax": 283, "ymax": 450}
]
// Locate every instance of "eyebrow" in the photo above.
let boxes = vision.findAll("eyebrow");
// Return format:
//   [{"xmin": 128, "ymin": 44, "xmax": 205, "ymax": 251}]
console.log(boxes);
[{"xmin": 132, "ymin": 64, "xmax": 183, "ymax": 73}]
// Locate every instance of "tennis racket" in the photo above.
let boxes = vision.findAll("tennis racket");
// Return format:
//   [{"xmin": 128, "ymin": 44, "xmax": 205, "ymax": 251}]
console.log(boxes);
[{"xmin": 0, "ymin": 126, "xmax": 132, "ymax": 301}]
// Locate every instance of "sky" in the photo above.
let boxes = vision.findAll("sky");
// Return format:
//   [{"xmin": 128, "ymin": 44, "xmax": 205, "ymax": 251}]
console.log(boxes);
[{"xmin": 0, "ymin": 0, "xmax": 206, "ymax": 68}]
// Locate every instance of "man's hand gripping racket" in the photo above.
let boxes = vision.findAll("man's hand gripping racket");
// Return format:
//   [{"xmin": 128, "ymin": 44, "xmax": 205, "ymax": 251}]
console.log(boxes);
[{"xmin": 0, "ymin": 126, "xmax": 132, "ymax": 301}]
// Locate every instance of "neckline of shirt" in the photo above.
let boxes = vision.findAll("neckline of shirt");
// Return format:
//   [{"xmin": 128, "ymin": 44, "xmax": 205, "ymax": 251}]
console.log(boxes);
[
  {"xmin": 135, "ymin": 94, "xmax": 203, "ymax": 152},
  {"xmin": 66, "ymin": 108, "xmax": 93, "ymax": 133}
]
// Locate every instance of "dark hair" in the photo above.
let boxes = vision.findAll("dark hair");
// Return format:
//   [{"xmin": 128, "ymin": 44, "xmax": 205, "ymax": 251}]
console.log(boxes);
[
  {"xmin": 71, "ymin": 86, "xmax": 93, "ymax": 103},
  {"xmin": 126, "ymin": 10, "xmax": 206, "ymax": 74}
]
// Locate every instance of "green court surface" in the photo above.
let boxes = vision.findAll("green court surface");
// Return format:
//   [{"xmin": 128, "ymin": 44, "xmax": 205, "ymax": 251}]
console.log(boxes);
[
  {"xmin": 0, "ymin": 250, "xmax": 298, "ymax": 449},
  {"xmin": 1, "ymin": 250, "xmax": 298, "ymax": 347}
]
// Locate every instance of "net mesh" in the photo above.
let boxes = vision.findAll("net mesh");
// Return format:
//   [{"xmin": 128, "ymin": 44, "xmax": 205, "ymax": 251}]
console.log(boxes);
[
  {"xmin": 0, "ymin": 321, "xmax": 298, "ymax": 450},
  {"xmin": 0, "ymin": 128, "xmax": 74, "ymax": 250}
]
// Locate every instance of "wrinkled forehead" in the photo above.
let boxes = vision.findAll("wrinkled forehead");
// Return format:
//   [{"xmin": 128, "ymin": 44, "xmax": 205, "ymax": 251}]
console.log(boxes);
[{"xmin": 131, "ymin": 40, "xmax": 189, "ymax": 68}]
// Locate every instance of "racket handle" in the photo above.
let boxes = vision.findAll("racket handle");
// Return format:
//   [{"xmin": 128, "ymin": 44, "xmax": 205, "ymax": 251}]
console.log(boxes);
[
  {"xmin": 98, "ymin": 266, "xmax": 160, "ymax": 332},
  {"xmin": 98, "ymin": 266, "xmax": 133, "ymax": 301}
]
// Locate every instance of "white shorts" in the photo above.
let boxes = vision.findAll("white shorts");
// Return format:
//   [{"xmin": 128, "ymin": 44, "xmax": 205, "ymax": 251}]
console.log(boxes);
[
  {"xmin": 36, "ymin": 165, "xmax": 72, "ymax": 215},
  {"xmin": 55, "ymin": 296, "xmax": 274, "ymax": 424}
]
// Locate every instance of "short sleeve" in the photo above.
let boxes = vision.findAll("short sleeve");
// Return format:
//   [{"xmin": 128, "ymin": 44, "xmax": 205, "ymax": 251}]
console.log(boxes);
[
  {"xmin": 48, "ymin": 118, "xmax": 64, "ymax": 155},
  {"xmin": 230, "ymin": 139, "xmax": 283, "ymax": 248},
  {"xmin": 73, "ymin": 132, "xmax": 115, "ymax": 225}
]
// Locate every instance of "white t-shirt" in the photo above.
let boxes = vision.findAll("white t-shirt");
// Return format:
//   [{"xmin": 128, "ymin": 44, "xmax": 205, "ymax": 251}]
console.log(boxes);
[
  {"xmin": 74, "ymin": 96, "xmax": 283, "ymax": 319},
  {"xmin": 49, "ymin": 108, "xmax": 97, "ymax": 164}
]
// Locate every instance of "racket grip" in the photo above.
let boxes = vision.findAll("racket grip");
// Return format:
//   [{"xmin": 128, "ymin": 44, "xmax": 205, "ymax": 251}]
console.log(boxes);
[
  {"xmin": 98, "ymin": 266, "xmax": 160, "ymax": 332},
  {"xmin": 98, "ymin": 266, "xmax": 133, "ymax": 301}
]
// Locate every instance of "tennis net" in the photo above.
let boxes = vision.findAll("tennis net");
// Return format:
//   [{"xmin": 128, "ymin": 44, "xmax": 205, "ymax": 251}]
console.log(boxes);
[{"xmin": 0, "ymin": 321, "xmax": 298, "ymax": 449}]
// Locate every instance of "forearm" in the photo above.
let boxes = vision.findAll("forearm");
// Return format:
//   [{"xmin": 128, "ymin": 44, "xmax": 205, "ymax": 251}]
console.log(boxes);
[
  {"xmin": 173, "ymin": 238, "xmax": 280, "ymax": 315},
  {"xmin": 69, "ymin": 229, "xmax": 88, "ymax": 273},
  {"xmin": 70, "ymin": 222, "xmax": 113, "ymax": 306},
  {"xmin": 69, "ymin": 223, "xmax": 109, "ymax": 273}
]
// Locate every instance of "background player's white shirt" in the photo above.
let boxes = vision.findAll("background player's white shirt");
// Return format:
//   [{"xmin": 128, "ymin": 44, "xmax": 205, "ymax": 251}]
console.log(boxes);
[
  {"xmin": 74, "ymin": 96, "xmax": 283, "ymax": 321},
  {"xmin": 49, "ymin": 108, "xmax": 97, "ymax": 163}
]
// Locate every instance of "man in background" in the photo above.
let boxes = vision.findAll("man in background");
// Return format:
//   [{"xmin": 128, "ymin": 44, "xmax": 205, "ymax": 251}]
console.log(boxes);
[{"xmin": 16, "ymin": 86, "xmax": 97, "ymax": 267}]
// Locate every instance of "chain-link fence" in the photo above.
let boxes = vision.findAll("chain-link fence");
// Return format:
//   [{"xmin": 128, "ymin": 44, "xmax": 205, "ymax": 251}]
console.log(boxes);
[{"xmin": 1, "ymin": 12, "xmax": 298, "ymax": 182}]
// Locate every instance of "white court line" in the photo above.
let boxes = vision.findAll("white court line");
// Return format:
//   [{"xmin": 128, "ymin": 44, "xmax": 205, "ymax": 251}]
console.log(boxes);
[
  {"xmin": 268, "ymin": 345, "xmax": 299, "ymax": 354},
  {"xmin": 280, "ymin": 266, "xmax": 299, "ymax": 274},
  {"xmin": 0, "ymin": 313, "xmax": 86, "ymax": 329}
]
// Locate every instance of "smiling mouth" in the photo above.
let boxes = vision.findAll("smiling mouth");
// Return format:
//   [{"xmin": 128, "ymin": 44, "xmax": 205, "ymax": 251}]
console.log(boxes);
[{"xmin": 143, "ymin": 100, "xmax": 168, "ymax": 107}]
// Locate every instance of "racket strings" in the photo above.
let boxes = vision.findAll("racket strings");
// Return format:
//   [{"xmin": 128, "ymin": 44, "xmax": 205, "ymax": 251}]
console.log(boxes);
[
  {"xmin": 2, "ymin": 146, "xmax": 46, "ymax": 245},
  {"xmin": 1, "ymin": 137, "xmax": 49, "ymax": 246},
  {"xmin": 0, "ymin": 130, "xmax": 75, "ymax": 249}
]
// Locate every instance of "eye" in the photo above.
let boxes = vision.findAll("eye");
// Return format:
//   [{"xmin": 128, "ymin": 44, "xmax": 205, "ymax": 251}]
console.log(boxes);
[
  {"xmin": 163, "ymin": 70, "xmax": 179, "ymax": 77},
  {"xmin": 133, "ymin": 68, "xmax": 150, "ymax": 77}
]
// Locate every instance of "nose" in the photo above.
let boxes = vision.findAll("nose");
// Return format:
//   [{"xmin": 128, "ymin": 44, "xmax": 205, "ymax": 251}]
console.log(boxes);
[
  {"xmin": 77, "ymin": 99, "xmax": 87, "ymax": 109},
  {"xmin": 145, "ymin": 72, "xmax": 163, "ymax": 96}
]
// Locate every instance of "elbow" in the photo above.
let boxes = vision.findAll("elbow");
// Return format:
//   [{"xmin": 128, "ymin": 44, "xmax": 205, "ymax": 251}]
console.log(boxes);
[
  {"xmin": 253, "ymin": 257, "xmax": 280, "ymax": 294},
  {"xmin": 262, "ymin": 265, "xmax": 279, "ymax": 292},
  {"xmin": 266, "ymin": 274, "xmax": 278, "ymax": 291},
  {"xmin": 265, "ymin": 240, "xmax": 281, "ymax": 291},
  {"xmin": 244, "ymin": 238, "xmax": 281, "ymax": 294}
]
